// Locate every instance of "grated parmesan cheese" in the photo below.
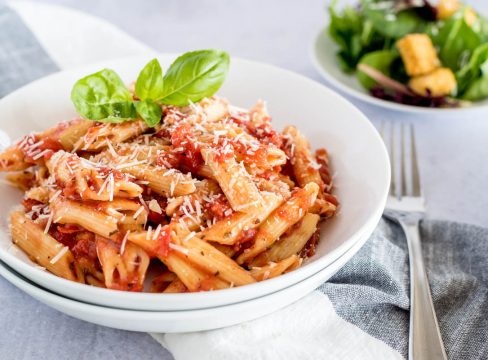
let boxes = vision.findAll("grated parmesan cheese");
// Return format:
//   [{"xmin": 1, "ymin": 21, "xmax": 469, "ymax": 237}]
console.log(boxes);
[
  {"xmin": 133, "ymin": 205, "xmax": 145, "ymax": 219},
  {"xmin": 50, "ymin": 246, "xmax": 69, "ymax": 264},
  {"xmin": 169, "ymin": 243, "xmax": 189, "ymax": 256}
]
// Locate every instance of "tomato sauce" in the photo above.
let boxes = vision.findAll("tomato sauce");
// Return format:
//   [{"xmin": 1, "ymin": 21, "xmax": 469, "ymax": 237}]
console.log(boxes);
[
  {"xmin": 20, "ymin": 134, "xmax": 64, "ymax": 163},
  {"xmin": 156, "ymin": 226, "xmax": 171, "ymax": 258},
  {"xmin": 21, "ymin": 198, "xmax": 43, "ymax": 216},
  {"xmin": 233, "ymin": 228, "xmax": 257, "ymax": 252},
  {"xmin": 169, "ymin": 123, "xmax": 204, "ymax": 172},
  {"xmin": 315, "ymin": 148, "xmax": 331, "ymax": 186},
  {"xmin": 204, "ymin": 194, "xmax": 233, "ymax": 221}
]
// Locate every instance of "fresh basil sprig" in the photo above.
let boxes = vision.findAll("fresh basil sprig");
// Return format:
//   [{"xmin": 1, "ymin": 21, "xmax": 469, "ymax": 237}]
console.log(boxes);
[{"xmin": 71, "ymin": 49, "xmax": 230, "ymax": 127}]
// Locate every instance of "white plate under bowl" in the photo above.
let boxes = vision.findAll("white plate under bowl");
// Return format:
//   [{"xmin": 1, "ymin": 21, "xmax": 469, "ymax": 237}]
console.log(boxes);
[
  {"xmin": 312, "ymin": 27, "xmax": 488, "ymax": 114},
  {"xmin": 0, "ymin": 218, "xmax": 374, "ymax": 333},
  {"xmin": 0, "ymin": 54, "xmax": 389, "ymax": 311}
]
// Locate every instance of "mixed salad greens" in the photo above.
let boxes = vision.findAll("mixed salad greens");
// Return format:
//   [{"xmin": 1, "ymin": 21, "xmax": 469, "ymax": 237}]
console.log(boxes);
[{"xmin": 328, "ymin": 0, "xmax": 488, "ymax": 107}]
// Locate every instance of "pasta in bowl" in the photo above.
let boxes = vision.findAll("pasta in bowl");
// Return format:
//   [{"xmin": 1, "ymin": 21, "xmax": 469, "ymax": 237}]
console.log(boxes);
[
  {"xmin": 1, "ymin": 94, "xmax": 338, "ymax": 293},
  {"xmin": 0, "ymin": 52, "xmax": 388, "ymax": 311}
]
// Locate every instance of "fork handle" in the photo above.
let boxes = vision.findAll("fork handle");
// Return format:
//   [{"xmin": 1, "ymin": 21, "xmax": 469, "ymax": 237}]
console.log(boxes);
[{"xmin": 400, "ymin": 220, "xmax": 448, "ymax": 360}]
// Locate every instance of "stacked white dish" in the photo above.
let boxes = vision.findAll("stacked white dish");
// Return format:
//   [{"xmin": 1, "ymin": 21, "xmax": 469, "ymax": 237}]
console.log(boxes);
[{"xmin": 0, "ymin": 55, "xmax": 390, "ymax": 332}]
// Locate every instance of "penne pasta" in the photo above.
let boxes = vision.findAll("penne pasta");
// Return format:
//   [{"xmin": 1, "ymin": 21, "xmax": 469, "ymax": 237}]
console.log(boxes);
[
  {"xmin": 58, "ymin": 119, "xmax": 93, "ymax": 150},
  {"xmin": 127, "ymin": 229, "xmax": 229, "ymax": 291},
  {"xmin": 80, "ymin": 120, "xmax": 149, "ymax": 151},
  {"xmin": 201, "ymin": 147, "xmax": 263, "ymax": 213},
  {"xmin": 10, "ymin": 211, "xmax": 79, "ymax": 281},
  {"xmin": 250, "ymin": 255, "xmax": 300, "ymax": 281},
  {"xmin": 96, "ymin": 236, "xmax": 150, "ymax": 291},
  {"xmin": 180, "ymin": 234, "xmax": 256, "ymax": 286},
  {"xmin": 123, "ymin": 165, "xmax": 196, "ymax": 197},
  {"xmin": 250, "ymin": 213, "xmax": 320, "ymax": 267},
  {"xmin": 6, "ymin": 171, "xmax": 36, "ymax": 191},
  {"xmin": 237, "ymin": 182, "xmax": 319, "ymax": 264},
  {"xmin": 200, "ymin": 192, "xmax": 283, "ymax": 245},
  {"xmin": 0, "ymin": 147, "xmax": 31, "ymax": 171},
  {"xmin": 50, "ymin": 198, "xmax": 118, "ymax": 238},
  {"xmin": 283, "ymin": 125, "xmax": 323, "ymax": 188},
  {"xmin": 163, "ymin": 278, "xmax": 188, "ymax": 293}
]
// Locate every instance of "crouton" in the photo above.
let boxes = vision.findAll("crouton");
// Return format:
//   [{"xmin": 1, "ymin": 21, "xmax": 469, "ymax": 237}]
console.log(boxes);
[
  {"xmin": 437, "ymin": 0, "xmax": 477, "ymax": 26},
  {"xmin": 409, "ymin": 68, "xmax": 457, "ymax": 97},
  {"xmin": 464, "ymin": 7, "xmax": 477, "ymax": 26},
  {"xmin": 437, "ymin": 0, "xmax": 461, "ymax": 20},
  {"xmin": 396, "ymin": 34, "xmax": 440, "ymax": 77}
]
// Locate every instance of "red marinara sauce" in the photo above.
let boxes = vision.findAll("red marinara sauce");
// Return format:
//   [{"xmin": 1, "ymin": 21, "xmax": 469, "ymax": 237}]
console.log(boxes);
[
  {"xmin": 170, "ymin": 123, "xmax": 204, "ymax": 172},
  {"xmin": 204, "ymin": 194, "xmax": 233, "ymax": 221},
  {"xmin": 233, "ymin": 228, "xmax": 258, "ymax": 252},
  {"xmin": 156, "ymin": 226, "xmax": 171, "ymax": 258}
]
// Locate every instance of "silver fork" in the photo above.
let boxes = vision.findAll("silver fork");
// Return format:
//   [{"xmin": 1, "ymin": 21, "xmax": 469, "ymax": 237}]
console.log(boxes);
[{"xmin": 382, "ymin": 124, "xmax": 448, "ymax": 360}]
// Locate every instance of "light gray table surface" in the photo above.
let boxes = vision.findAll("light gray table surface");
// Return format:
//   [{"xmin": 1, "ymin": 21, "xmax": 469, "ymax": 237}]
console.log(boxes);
[{"xmin": 1, "ymin": 0, "xmax": 487, "ymax": 359}]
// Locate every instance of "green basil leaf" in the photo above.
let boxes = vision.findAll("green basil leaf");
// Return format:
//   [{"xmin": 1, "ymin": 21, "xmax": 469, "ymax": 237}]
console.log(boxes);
[
  {"xmin": 135, "ymin": 100, "xmax": 162, "ymax": 127},
  {"xmin": 158, "ymin": 50, "xmax": 230, "ymax": 106},
  {"xmin": 71, "ymin": 69, "xmax": 137, "ymax": 122},
  {"xmin": 135, "ymin": 58, "xmax": 164, "ymax": 100},
  {"xmin": 357, "ymin": 50, "xmax": 399, "ymax": 89}
]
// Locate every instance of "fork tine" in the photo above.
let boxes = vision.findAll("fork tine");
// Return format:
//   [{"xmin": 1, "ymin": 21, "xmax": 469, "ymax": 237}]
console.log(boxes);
[
  {"xmin": 411, "ymin": 124, "xmax": 421, "ymax": 196},
  {"xmin": 389, "ymin": 123, "xmax": 396, "ymax": 197},
  {"xmin": 401, "ymin": 124, "xmax": 407, "ymax": 197}
]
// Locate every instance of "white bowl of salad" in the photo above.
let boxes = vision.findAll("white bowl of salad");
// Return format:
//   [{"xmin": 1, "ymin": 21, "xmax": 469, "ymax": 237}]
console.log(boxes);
[{"xmin": 312, "ymin": 0, "xmax": 488, "ymax": 112}]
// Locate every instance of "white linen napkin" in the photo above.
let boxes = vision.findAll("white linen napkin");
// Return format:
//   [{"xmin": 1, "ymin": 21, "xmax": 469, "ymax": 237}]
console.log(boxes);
[{"xmin": 6, "ymin": 2, "xmax": 402, "ymax": 359}]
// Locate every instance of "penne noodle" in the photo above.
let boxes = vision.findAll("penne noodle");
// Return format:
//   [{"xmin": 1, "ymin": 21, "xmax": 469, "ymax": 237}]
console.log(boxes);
[
  {"xmin": 284, "ymin": 126, "xmax": 339, "ymax": 217},
  {"xmin": 123, "ymin": 165, "xmax": 196, "ymax": 197},
  {"xmin": 50, "ymin": 198, "xmax": 118, "ymax": 238},
  {"xmin": 210, "ymin": 242, "xmax": 237, "ymax": 258},
  {"xmin": 10, "ymin": 211, "xmax": 79, "ymax": 281},
  {"xmin": 127, "ymin": 230, "xmax": 229, "ymax": 291},
  {"xmin": 0, "ymin": 147, "xmax": 31, "ymax": 171},
  {"xmin": 81, "ymin": 120, "xmax": 149, "ymax": 151},
  {"xmin": 163, "ymin": 278, "xmax": 188, "ymax": 293},
  {"xmin": 46, "ymin": 151, "xmax": 143, "ymax": 201},
  {"xmin": 283, "ymin": 125, "xmax": 324, "ymax": 188},
  {"xmin": 198, "ymin": 96, "xmax": 230, "ymax": 122},
  {"xmin": 237, "ymin": 182, "xmax": 319, "ymax": 264},
  {"xmin": 250, "ymin": 213, "xmax": 320, "ymax": 267},
  {"xmin": 96, "ymin": 236, "xmax": 150, "ymax": 291},
  {"xmin": 25, "ymin": 185, "xmax": 50, "ymax": 203},
  {"xmin": 58, "ymin": 119, "xmax": 93, "ymax": 150},
  {"xmin": 201, "ymin": 147, "xmax": 263, "ymax": 213},
  {"xmin": 249, "ymin": 100, "xmax": 270, "ymax": 126},
  {"xmin": 254, "ymin": 176, "xmax": 292, "ymax": 200},
  {"xmin": 6, "ymin": 171, "xmax": 36, "ymax": 191},
  {"xmin": 181, "ymin": 235, "xmax": 256, "ymax": 286},
  {"xmin": 250, "ymin": 255, "xmax": 300, "ymax": 281},
  {"xmin": 200, "ymin": 192, "xmax": 283, "ymax": 245}
]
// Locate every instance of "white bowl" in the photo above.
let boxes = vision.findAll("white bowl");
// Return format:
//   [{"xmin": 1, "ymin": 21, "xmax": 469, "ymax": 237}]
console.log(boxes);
[
  {"xmin": 312, "ymin": 27, "xmax": 488, "ymax": 114},
  {"xmin": 0, "ymin": 221, "xmax": 373, "ymax": 333},
  {"xmin": 0, "ymin": 54, "xmax": 389, "ymax": 311}
]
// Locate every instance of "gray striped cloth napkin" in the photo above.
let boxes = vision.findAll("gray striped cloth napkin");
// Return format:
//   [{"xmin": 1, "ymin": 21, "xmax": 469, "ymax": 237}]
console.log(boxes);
[{"xmin": 1, "ymin": 3, "xmax": 487, "ymax": 359}]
